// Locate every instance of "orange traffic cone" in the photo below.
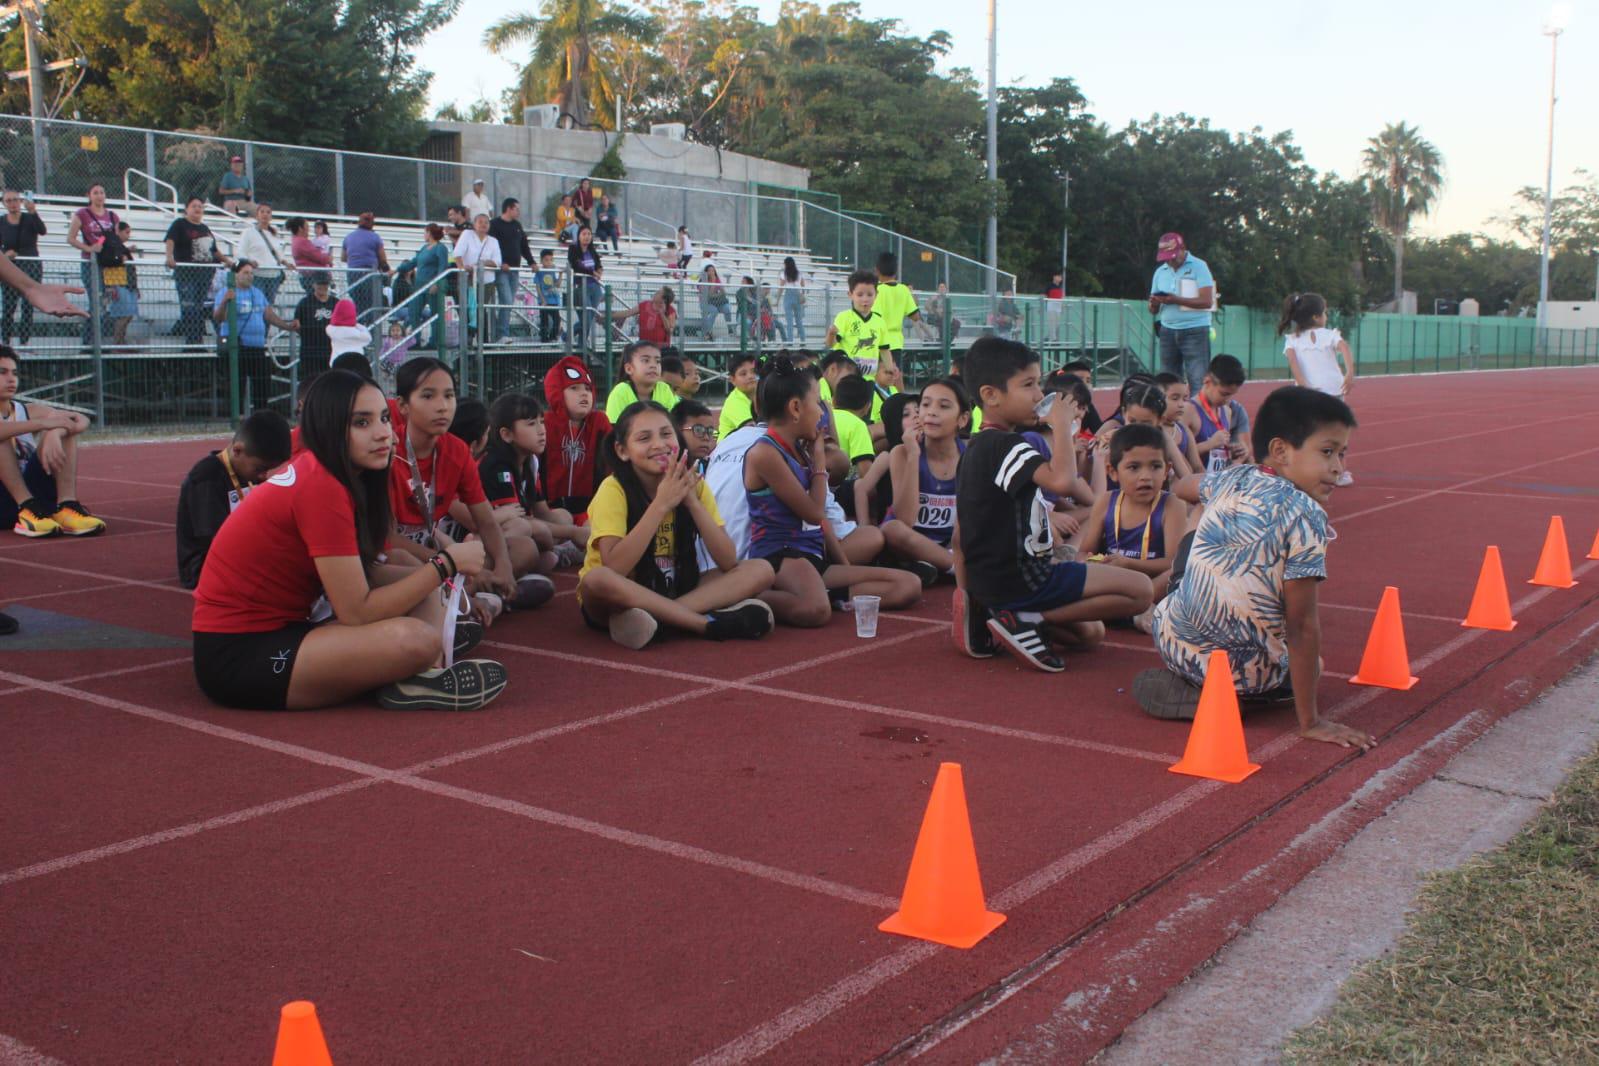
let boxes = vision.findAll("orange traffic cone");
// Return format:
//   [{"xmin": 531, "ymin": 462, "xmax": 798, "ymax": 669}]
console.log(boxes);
[
  {"xmin": 1529, "ymin": 516, "xmax": 1577, "ymax": 588},
  {"xmin": 1349, "ymin": 586, "xmax": 1419, "ymax": 690},
  {"xmin": 879, "ymin": 762, "xmax": 1006, "ymax": 949},
  {"xmin": 272, "ymin": 1001, "xmax": 333, "ymax": 1066},
  {"xmin": 1462, "ymin": 546, "xmax": 1517, "ymax": 631},
  {"xmin": 1588, "ymin": 526, "xmax": 1599, "ymax": 561},
  {"xmin": 1169, "ymin": 650, "xmax": 1261, "ymax": 783}
]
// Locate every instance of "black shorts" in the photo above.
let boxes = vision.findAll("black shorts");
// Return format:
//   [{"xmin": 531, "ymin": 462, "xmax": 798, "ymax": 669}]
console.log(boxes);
[
  {"xmin": 0, "ymin": 454, "xmax": 57, "ymax": 527},
  {"xmin": 193, "ymin": 622, "xmax": 319, "ymax": 710},
  {"xmin": 757, "ymin": 547, "xmax": 827, "ymax": 578}
]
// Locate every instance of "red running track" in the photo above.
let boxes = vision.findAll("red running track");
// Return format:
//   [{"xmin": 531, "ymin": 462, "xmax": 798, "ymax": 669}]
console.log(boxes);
[{"xmin": 3, "ymin": 365, "xmax": 1599, "ymax": 1064}]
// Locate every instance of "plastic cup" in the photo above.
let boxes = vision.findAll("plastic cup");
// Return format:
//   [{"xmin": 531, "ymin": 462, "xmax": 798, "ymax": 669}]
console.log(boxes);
[{"xmin": 853, "ymin": 594, "xmax": 881, "ymax": 638}]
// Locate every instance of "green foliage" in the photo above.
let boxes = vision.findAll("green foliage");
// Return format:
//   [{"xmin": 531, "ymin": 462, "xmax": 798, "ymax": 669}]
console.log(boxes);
[
  {"xmin": 1501, "ymin": 169, "xmax": 1599, "ymax": 253},
  {"xmin": 591, "ymin": 136, "xmax": 627, "ymax": 180},
  {"xmin": 485, "ymin": 0, "xmax": 659, "ymax": 128}
]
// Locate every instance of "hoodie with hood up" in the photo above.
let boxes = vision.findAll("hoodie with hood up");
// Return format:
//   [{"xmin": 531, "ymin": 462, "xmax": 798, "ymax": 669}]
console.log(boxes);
[
  {"xmin": 326, "ymin": 297, "xmax": 372, "ymax": 359},
  {"xmin": 542, "ymin": 355, "xmax": 611, "ymax": 514}
]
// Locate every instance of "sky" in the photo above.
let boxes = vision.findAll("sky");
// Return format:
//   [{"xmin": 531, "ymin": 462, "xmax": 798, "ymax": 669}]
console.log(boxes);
[{"xmin": 424, "ymin": 0, "xmax": 1596, "ymax": 241}]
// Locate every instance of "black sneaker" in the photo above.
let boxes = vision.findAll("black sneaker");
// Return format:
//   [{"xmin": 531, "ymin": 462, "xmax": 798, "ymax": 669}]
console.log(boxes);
[
  {"xmin": 0, "ymin": 611, "xmax": 17, "ymax": 636},
  {"xmin": 377, "ymin": 659, "xmax": 508, "ymax": 711},
  {"xmin": 1132, "ymin": 668, "xmax": 1203, "ymax": 720},
  {"xmin": 705, "ymin": 599, "xmax": 775, "ymax": 641},
  {"xmin": 905, "ymin": 560, "xmax": 941, "ymax": 589},
  {"xmin": 453, "ymin": 618, "xmax": 484, "ymax": 659},
  {"xmin": 986, "ymin": 609, "xmax": 1065, "ymax": 673},
  {"xmin": 509, "ymin": 574, "xmax": 556, "ymax": 610},
  {"xmin": 952, "ymin": 588, "xmax": 994, "ymax": 659}
]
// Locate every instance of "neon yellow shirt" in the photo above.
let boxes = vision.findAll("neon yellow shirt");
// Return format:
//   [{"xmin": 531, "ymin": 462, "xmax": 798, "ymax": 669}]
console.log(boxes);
[
  {"xmin": 831, "ymin": 308, "xmax": 886, "ymax": 375},
  {"xmin": 718, "ymin": 388, "xmax": 755, "ymax": 439},
  {"xmin": 832, "ymin": 408, "xmax": 875, "ymax": 465},
  {"xmin": 970, "ymin": 405, "xmax": 983, "ymax": 431},
  {"xmin": 872, "ymin": 282, "xmax": 918, "ymax": 350},
  {"xmin": 605, "ymin": 380, "xmax": 680, "ymax": 422}
]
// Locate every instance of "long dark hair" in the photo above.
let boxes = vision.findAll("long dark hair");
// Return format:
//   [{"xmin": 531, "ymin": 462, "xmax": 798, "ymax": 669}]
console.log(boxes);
[
  {"xmin": 754, "ymin": 353, "xmax": 813, "ymax": 423},
  {"xmin": 598, "ymin": 401, "xmax": 701, "ymax": 599},
  {"xmin": 873, "ymin": 391, "xmax": 922, "ymax": 523},
  {"xmin": 783, "ymin": 256, "xmax": 799, "ymax": 283},
  {"xmin": 1278, "ymin": 291, "xmax": 1328, "ymax": 336},
  {"xmin": 300, "ymin": 370, "xmax": 391, "ymax": 567},
  {"xmin": 396, "ymin": 356, "xmax": 453, "ymax": 403}
]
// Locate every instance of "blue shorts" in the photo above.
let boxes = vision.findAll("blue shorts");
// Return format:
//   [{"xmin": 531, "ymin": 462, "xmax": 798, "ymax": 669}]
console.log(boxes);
[
  {"xmin": 991, "ymin": 561, "xmax": 1088, "ymax": 614},
  {"xmin": 0, "ymin": 453, "xmax": 57, "ymax": 527}
]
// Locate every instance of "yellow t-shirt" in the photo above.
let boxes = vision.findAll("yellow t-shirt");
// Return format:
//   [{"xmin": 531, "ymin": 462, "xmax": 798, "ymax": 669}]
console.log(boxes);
[
  {"xmin": 718, "ymin": 388, "xmax": 756, "ymax": 439},
  {"xmin": 870, "ymin": 385, "xmax": 898, "ymax": 424},
  {"xmin": 872, "ymin": 282, "xmax": 918, "ymax": 350},
  {"xmin": 605, "ymin": 380, "xmax": 679, "ymax": 422},
  {"xmin": 819, "ymin": 377, "xmax": 832, "ymax": 405},
  {"xmin": 831, "ymin": 309, "xmax": 886, "ymax": 375},
  {"xmin": 579, "ymin": 475, "xmax": 723, "ymax": 591},
  {"xmin": 832, "ymin": 408, "xmax": 875, "ymax": 465},
  {"xmin": 970, "ymin": 405, "xmax": 983, "ymax": 431}
]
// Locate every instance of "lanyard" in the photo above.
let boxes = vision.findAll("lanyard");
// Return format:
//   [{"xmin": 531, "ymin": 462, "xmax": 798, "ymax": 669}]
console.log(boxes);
[
  {"xmin": 1113, "ymin": 491, "xmax": 1153, "ymax": 560},
  {"xmin": 217, "ymin": 448, "xmax": 247, "ymax": 496},
  {"xmin": 1197, "ymin": 392, "xmax": 1228, "ymax": 431},
  {"xmin": 764, "ymin": 427, "xmax": 804, "ymax": 467},
  {"xmin": 403, "ymin": 430, "xmax": 440, "ymax": 546}
]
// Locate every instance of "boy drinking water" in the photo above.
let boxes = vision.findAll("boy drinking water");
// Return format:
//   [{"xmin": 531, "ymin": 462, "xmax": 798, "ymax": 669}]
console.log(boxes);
[
  {"xmin": 1133, "ymin": 385, "xmax": 1374, "ymax": 750},
  {"xmin": 176, "ymin": 409, "xmax": 293, "ymax": 588},
  {"xmin": 953, "ymin": 337, "xmax": 1152, "ymax": 672}
]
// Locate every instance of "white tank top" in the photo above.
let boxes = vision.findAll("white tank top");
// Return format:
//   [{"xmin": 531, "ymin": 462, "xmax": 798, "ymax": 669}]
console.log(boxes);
[{"xmin": 2, "ymin": 399, "xmax": 35, "ymax": 461}]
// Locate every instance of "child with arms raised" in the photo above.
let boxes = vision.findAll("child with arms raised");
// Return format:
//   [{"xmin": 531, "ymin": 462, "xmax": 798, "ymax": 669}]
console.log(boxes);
[
  {"xmin": 953, "ymin": 337, "xmax": 1153, "ymax": 672},
  {"xmin": 576, "ymin": 401, "xmax": 775, "ymax": 649},
  {"xmin": 1280, "ymin": 292, "xmax": 1355, "ymax": 485},
  {"xmin": 1133, "ymin": 386, "xmax": 1373, "ymax": 749},
  {"xmin": 542, "ymin": 355, "xmax": 611, "ymax": 515},
  {"xmin": 604, "ymin": 341, "xmax": 679, "ymax": 420}
]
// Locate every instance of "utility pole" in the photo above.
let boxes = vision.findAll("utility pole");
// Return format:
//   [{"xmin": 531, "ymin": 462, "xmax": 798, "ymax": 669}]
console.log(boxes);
[
  {"xmin": 1536, "ymin": 8, "xmax": 1567, "ymax": 346},
  {"xmin": 1060, "ymin": 171, "xmax": 1070, "ymax": 298},
  {"xmin": 984, "ymin": 0, "xmax": 998, "ymax": 299},
  {"xmin": 17, "ymin": 0, "xmax": 47, "ymax": 191}
]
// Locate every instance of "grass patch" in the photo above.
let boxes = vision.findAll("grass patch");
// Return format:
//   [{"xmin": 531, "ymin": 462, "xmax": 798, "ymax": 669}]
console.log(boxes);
[{"xmin": 1283, "ymin": 743, "xmax": 1599, "ymax": 1065}]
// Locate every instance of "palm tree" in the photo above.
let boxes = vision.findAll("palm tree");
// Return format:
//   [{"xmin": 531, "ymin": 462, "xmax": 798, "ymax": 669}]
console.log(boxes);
[
  {"xmin": 484, "ymin": 0, "xmax": 657, "ymax": 130},
  {"xmin": 1361, "ymin": 122, "xmax": 1445, "ymax": 310}
]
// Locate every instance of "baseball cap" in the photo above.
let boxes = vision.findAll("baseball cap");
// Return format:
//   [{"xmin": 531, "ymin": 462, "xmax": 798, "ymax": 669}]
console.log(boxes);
[
  {"xmin": 472, "ymin": 177, "xmax": 485, "ymax": 187},
  {"xmin": 230, "ymin": 155, "xmax": 243, "ymax": 163},
  {"xmin": 1155, "ymin": 233, "xmax": 1185, "ymax": 262}
]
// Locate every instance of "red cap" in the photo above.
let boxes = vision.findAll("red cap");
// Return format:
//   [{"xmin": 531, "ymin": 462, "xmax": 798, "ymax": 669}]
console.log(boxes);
[
  {"xmin": 1155, "ymin": 233, "xmax": 1186, "ymax": 262},
  {"xmin": 230, "ymin": 155, "xmax": 243, "ymax": 163}
]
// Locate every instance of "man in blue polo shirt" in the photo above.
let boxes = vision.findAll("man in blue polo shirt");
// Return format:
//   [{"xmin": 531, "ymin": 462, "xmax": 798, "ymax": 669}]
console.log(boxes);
[{"xmin": 1148, "ymin": 232, "xmax": 1215, "ymax": 395}]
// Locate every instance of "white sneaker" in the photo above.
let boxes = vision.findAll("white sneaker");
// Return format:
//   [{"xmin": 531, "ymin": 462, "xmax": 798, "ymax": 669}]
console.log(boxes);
[{"xmin": 1336, "ymin": 471, "xmax": 1354, "ymax": 486}]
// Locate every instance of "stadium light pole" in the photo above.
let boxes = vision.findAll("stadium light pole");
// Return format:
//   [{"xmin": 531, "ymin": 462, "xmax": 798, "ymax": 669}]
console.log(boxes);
[
  {"xmin": 985, "ymin": 0, "xmax": 998, "ymax": 299},
  {"xmin": 1535, "ymin": 4, "xmax": 1568, "ymax": 344}
]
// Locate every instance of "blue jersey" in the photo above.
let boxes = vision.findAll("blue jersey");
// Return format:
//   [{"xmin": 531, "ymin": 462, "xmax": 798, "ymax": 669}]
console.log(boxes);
[
  {"xmin": 1103, "ymin": 489, "xmax": 1168, "ymax": 560},
  {"xmin": 744, "ymin": 433, "xmax": 825, "ymax": 560}
]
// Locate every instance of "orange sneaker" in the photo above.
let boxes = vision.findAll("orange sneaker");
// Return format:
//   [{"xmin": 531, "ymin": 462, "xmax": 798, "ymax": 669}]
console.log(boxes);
[
  {"xmin": 12, "ymin": 504, "xmax": 59, "ymax": 537},
  {"xmin": 51, "ymin": 501, "xmax": 106, "ymax": 536}
]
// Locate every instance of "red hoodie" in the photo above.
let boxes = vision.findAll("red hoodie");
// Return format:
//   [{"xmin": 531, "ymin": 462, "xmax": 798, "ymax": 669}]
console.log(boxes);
[{"xmin": 542, "ymin": 355, "xmax": 611, "ymax": 513}]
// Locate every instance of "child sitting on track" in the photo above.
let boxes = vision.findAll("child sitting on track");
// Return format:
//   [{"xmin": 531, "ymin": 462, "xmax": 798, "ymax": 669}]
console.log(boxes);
[
  {"xmin": 576, "ymin": 401, "xmax": 776, "ymax": 649},
  {"xmin": 1192, "ymin": 354, "xmax": 1251, "ymax": 472},
  {"xmin": 604, "ymin": 341, "xmax": 680, "ymax": 421},
  {"xmin": 743, "ymin": 356, "xmax": 920, "ymax": 627},
  {"xmin": 671, "ymin": 399, "xmax": 718, "ymax": 472},
  {"xmin": 191, "ymin": 370, "xmax": 507, "ymax": 711},
  {"xmin": 953, "ymin": 337, "xmax": 1153, "ymax": 672},
  {"xmin": 1133, "ymin": 385, "xmax": 1373, "ymax": 750},
  {"xmin": 479, "ymin": 392, "xmax": 588, "ymax": 566},
  {"xmin": 1280, "ymin": 292, "xmax": 1356, "ymax": 485},
  {"xmin": 176, "ymin": 409, "xmax": 292, "ymax": 589},
  {"xmin": 448, "ymin": 398, "xmax": 491, "ymax": 460},
  {"xmin": 1071, "ymin": 424, "xmax": 1187, "ymax": 632},
  {"xmin": 876, "ymin": 377, "xmax": 969, "ymax": 586},
  {"xmin": 1154, "ymin": 372, "xmax": 1203, "ymax": 474},
  {"xmin": 542, "ymin": 355, "xmax": 611, "ymax": 516},
  {"xmin": 0, "ymin": 345, "xmax": 106, "ymax": 537},
  {"xmin": 718, "ymin": 351, "xmax": 760, "ymax": 440},
  {"xmin": 849, "ymin": 390, "xmax": 919, "ymax": 526},
  {"xmin": 829, "ymin": 374, "xmax": 879, "ymax": 478}
]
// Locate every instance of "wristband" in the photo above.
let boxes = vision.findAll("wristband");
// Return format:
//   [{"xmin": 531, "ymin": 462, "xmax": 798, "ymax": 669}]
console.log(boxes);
[{"xmin": 430, "ymin": 553, "xmax": 454, "ymax": 583}]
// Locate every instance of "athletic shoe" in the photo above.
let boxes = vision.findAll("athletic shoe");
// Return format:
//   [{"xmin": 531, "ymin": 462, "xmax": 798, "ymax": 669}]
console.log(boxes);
[
  {"xmin": 12, "ymin": 504, "xmax": 58, "ymax": 538},
  {"xmin": 609, "ymin": 607, "xmax": 659, "ymax": 650},
  {"xmin": 986, "ymin": 609, "xmax": 1065, "ymax": 673},
  {"xmin": 452, "ymin": 618, "xmax": 484, "ymax": 658},
  {"xmin": 952, "ymin": 587, "xmax": 994, "ymax": 659},
  {"xmin": 1132, "ymin": 668, "xmax": 1203, "ymax": 720},
  {"xmin": 1335, "ymin": 471, "xmax": 1354, "ymax": 487},
  {"xmin": 51, "ymin": 501, "xmax": 105, "ymax": 536},
  {"xmin": 509, "ymin": 573, "xmax": 555, "ymax": 610},
  {"xmin": 553, "ymin": 542, "xmax": 585, "ymax": 569},
  {"xmin": 472, "ymin": 592, "xmax": 504, "ymax": 626},
  {"xmin": 0, "ymin": 611, "xmax": 17, "ymax": 635},
  {"xmin": 904, "ymin": 560, "xmax": 941, "ymax": 589},
  {"xmin": 705, "ymin": 599, "xmax": 774, "ymax": 641},
  {"xmin": 377, "ymin": 659, "xmax": 507, "ymax": 711}
]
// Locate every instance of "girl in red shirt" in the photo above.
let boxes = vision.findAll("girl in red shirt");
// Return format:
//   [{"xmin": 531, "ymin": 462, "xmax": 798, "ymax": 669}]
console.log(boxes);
[{"xmin": 192, "ymin": 370, "xmax": 507, "ymax": 711}]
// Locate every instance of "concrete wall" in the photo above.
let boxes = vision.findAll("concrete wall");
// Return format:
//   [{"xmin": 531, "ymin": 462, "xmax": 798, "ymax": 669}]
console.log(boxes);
[{"xmin": 429, "ymin": 121, "xmax": 809, "ymax": 247}]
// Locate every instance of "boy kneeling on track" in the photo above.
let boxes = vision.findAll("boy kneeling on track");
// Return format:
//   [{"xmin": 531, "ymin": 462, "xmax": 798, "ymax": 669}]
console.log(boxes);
[{"xmin": 1133, "ymin": 385, "xmax": 1375, "ymax": 750}]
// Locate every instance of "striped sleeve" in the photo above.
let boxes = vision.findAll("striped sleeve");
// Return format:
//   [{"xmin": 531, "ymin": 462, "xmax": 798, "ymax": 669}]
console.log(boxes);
[{"xmin": 993, "ymin": 439, "xmax": 1044, "ymax": 498}]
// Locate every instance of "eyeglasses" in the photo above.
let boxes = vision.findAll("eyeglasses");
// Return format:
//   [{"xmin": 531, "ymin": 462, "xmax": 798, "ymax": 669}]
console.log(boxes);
[{"xmin": 685, "ymin": 425, "xmax": 718, "ymax": 440}]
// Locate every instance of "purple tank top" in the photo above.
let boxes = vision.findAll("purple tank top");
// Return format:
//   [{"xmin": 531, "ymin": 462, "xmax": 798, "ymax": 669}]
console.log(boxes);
[
  {"xmin": 1102, "ymin": 489, "xmax": 1168, "ymax": 559},
  {"xmin": 745, "ymin": 434, "xmax": 825, "ymax": 560}
]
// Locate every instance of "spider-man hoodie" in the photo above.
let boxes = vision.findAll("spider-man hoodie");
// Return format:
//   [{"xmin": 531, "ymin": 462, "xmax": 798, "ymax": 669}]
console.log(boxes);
[{"xmin": 543, "ymin": 355, "xmax": 611, "ymax": 515}]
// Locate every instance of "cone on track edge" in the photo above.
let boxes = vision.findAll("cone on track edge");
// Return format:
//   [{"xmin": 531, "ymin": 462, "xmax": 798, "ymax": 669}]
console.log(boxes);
[
  {"xmin": 879, "ymin": 762, "xmax": 1006, "ymax": 949},
  {"xmin": 1529, "ymin": 516, "xmax": 1577, "ymax": 588},
  {"xmin": 1588, "ymin": 526, "xmax": 1599, "ymax": 561},
  {"xmin": 1168, "ymin": 650, "xmax": 1261, "ymax": 783},
  {"xmin": 1462, "ymin": 546, "xmax": 1517, "ymax": 631},
  {"xmin": 1349, "ymin": 586, "xmax": 1419, "ymax": 690},
  {"xmin": 272, "ymin": 1001, "xmax": 333, "ymax": 1066}
]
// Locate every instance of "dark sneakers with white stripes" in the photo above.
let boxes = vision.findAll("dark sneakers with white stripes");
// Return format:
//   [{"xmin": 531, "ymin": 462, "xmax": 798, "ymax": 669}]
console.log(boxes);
[
  {"xmin": 377, "ymin": 659, "xmax": 508, "ymax": 711},
  {"xmin": 952, "ymin": 587, "xmax": 994, "ymax": 659},
  {"xmin": 986, "ymin": 609, "xmax": 1065, "ymax": 673}
]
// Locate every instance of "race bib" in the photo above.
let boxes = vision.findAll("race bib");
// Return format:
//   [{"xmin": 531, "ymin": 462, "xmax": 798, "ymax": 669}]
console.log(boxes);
[
  {"xmin": 916, "ymin": 492, "xmax": 956, "ymax": 532},
  {"xmin": 1206, "ymin": 447, "xmax": 1228, "ymax": 474},
  {"xmin": 227, "ymin": 488, "xmax": 244, "ymax": 513}
]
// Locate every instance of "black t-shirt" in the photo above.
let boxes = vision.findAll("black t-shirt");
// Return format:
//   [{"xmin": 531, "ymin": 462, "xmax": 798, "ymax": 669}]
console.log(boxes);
[
  {"xmin": 487, "ymin": 218, "xmax": 533, "ymax": 268},
  {"xmin": 164, "ymin": 219, "xmax": 217, "ymax": 264},
  {"xmin": 0, "ymin": 212, "xmax": 46, "ymax": 258},
  {"xmin": 478, "ymin": 446, "xmax": 543, "ymax": 512},
  {"xmin": 176, "ymin": 451, "xmax": 242, "ymax": 589},
  {"xmin": 294, "ymin": 293, "xmax": 338, "ymax": 359},
  {"xmin": 955, "ymin": 428, "xmax": 1053, "ymax": 605}
]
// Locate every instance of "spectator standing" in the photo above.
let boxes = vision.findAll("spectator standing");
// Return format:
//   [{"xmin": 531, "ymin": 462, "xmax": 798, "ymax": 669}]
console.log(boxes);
[
  {"xmin": 571, "ymin": 178, "xmax": 596, "ymax": 228},
  {"xmin": 213, "ymin": 261, "xmax": 298, "ymax": 410},
  {"xmin": 287, "ymin": 216, "xmax": 331, "ymax": 293},
  {"xmin": 218, "ymin": 156, "xmax": 253, "ymax": 215},
  {"xmin": 1148, "ymin": 232, "xmax": 1215, "ymax": 395},
  {"xmin": 163, "ymin": 196, "xmax": 230, "ymax": 349},
  {"xmin": 104, "ymin": 222, "xmax": 141, "ymax": 348},
  {"xmin": 593, "ymin": 194, "xmax": 620, "ymax": 252},
  {"xmin": 462, "ymin": 179, "xmax": 494, "ymax": 223},
  {"xmin": 236, "ymin": 202, "xmax": 288, "ymax": 303},
  {"xmin": 340, "ymin": 212, "xmax": 390, "ymax": 316},
  {"xmin": 0, "ymin": 190, "xmax": 46, "ymax": 346},
  {"xmin": 453, "ymin": 213, "xmax": 503, "ymax": 341},
  {"xmin": 487, "ymin": 198, "xmax": 535, "ymax": 344},
  {"xmin": 778, "ymin": 256, "xmax": 806, "ymax": 344},
  {"xmin": 395, "ymin": 223, "xmax": 451, "ymax": 334},
  {"xmin": 989, "ymin": 286, "xmax": 1019, "ymax": 339},
  {"xmin": 567, "ymin": 225, "xmax": 604, "ymax": 350},
  {"xmin": 292, "ymin": 274, "xmax": 339, "ymax": 374},
  {"xmin": 533, "ymin": 248, "xmax": 564, "ymax": 343},
  {"xmin": 67, "ymin": 182, "xmax": 120, "ymax": 344},
  {"xmin": 698, "ymin": 263, "xmax": 732, "ymax": 338},
  {"xmin": 676, "ymin": 226, "xmax": 694, "ymax": 270}
]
